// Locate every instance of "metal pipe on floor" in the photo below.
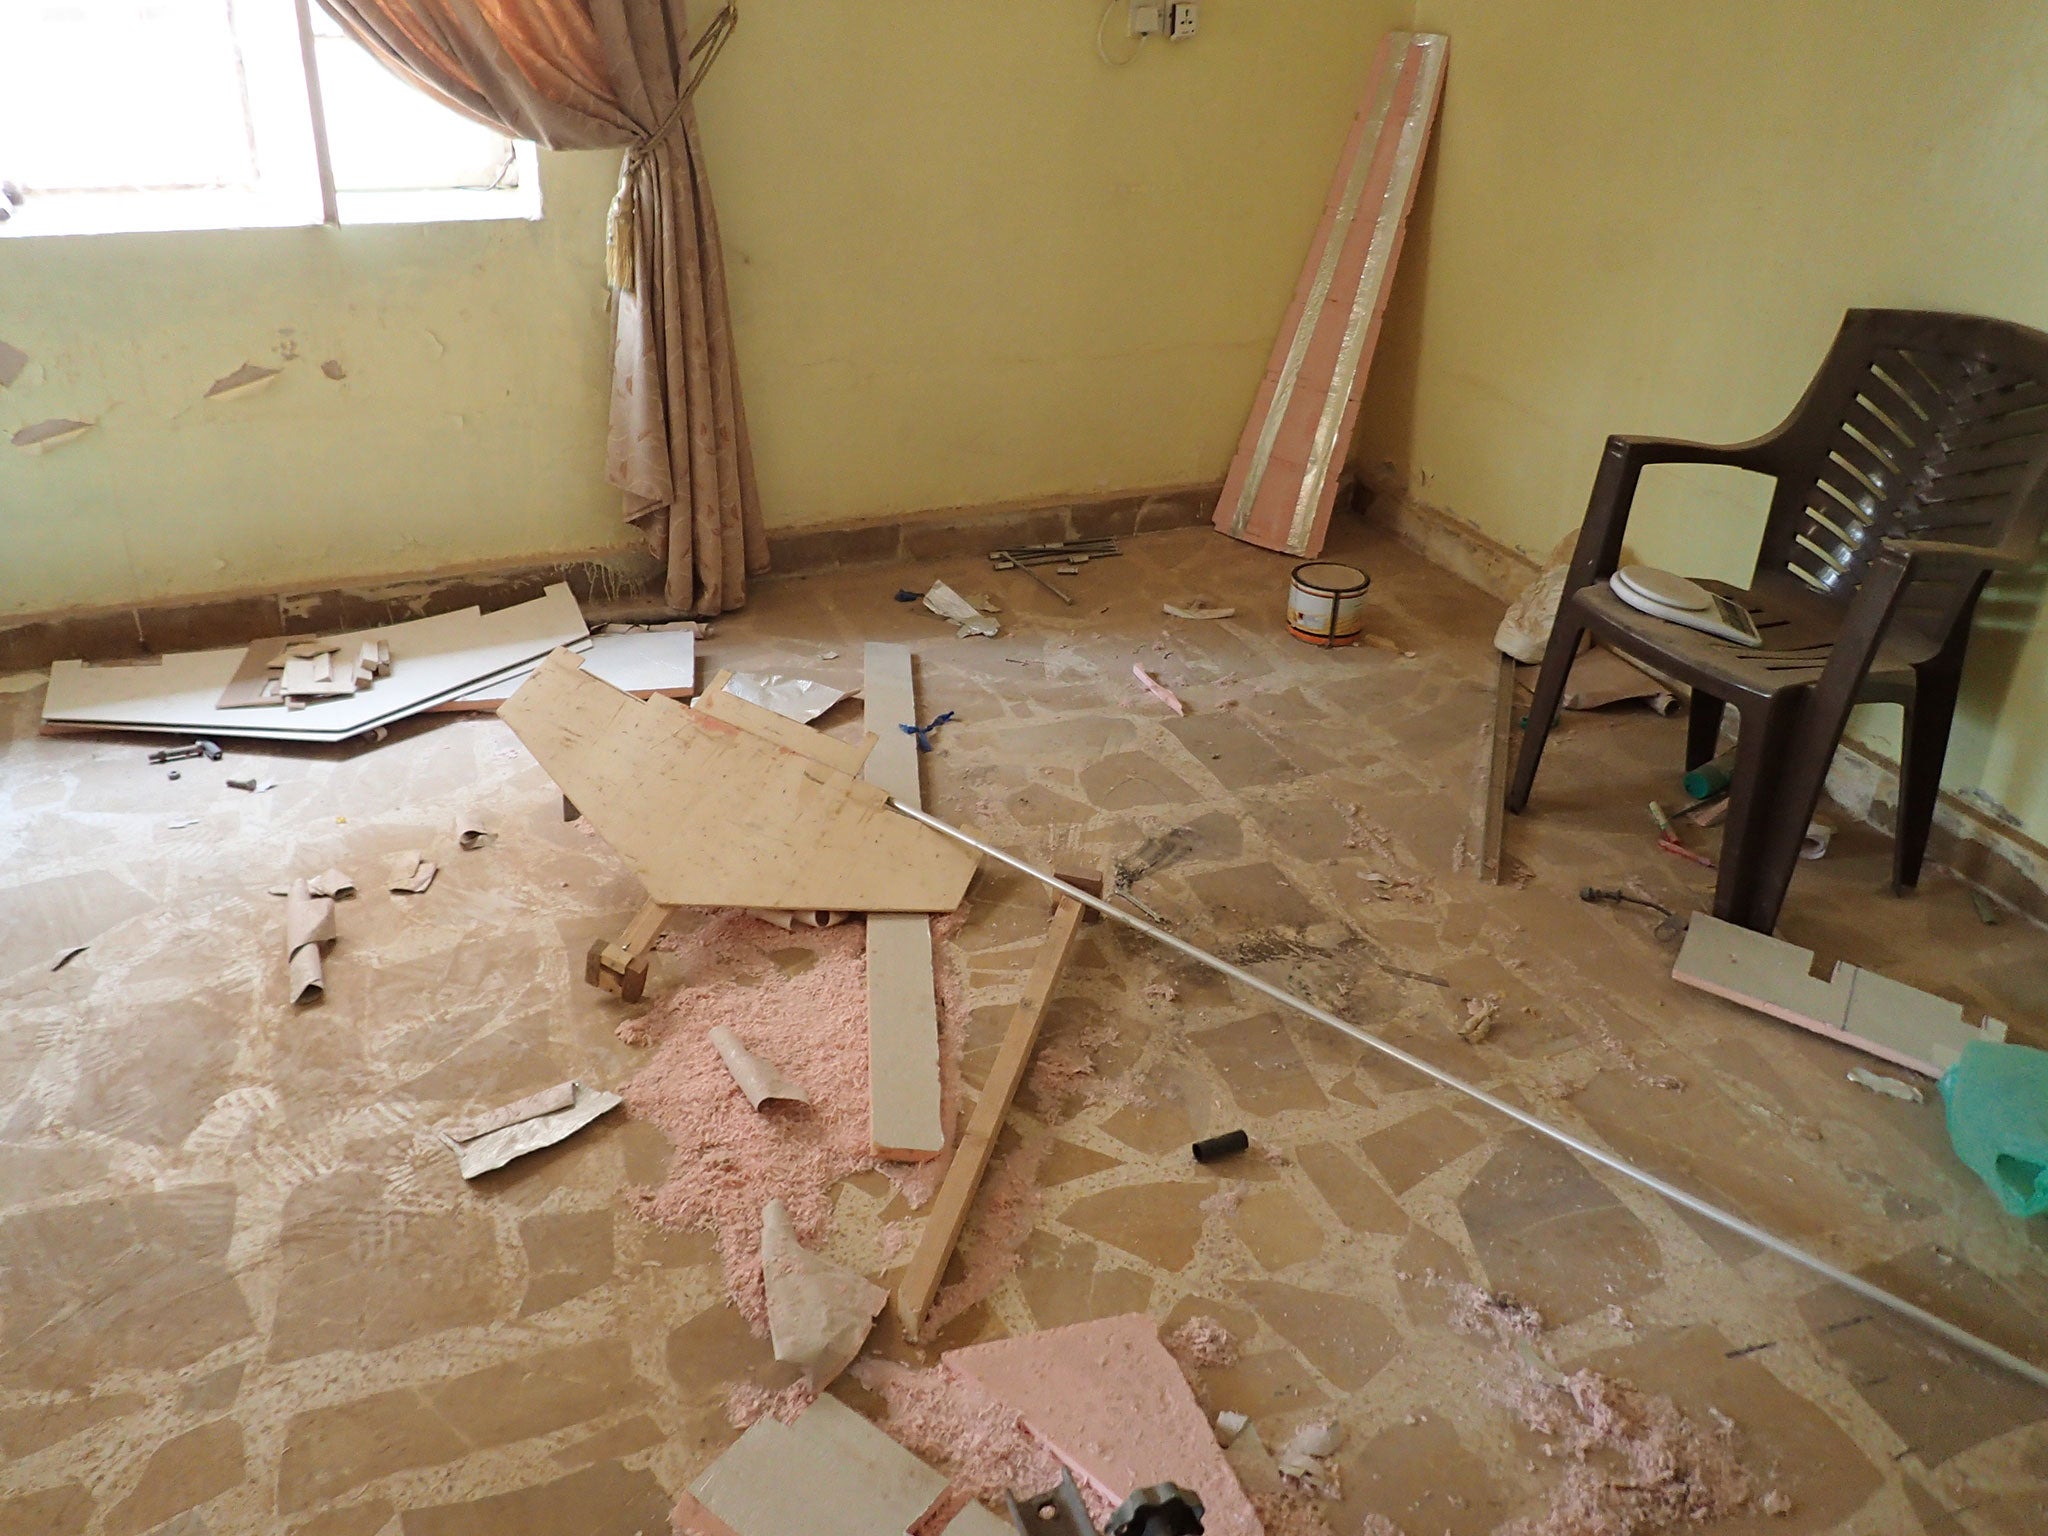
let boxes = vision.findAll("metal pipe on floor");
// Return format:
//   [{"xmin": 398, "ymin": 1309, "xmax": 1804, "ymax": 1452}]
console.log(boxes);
[{"xmin": 889, "ymin": 800, "xmax": 2048, "ymax": 1395}]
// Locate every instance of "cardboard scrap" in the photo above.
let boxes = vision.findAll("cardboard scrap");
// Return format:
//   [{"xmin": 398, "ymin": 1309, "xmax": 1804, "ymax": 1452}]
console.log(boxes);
[
  {"xmin": 1164, "ymin": 599, "xmax": 1236, "ymax": 620},
  {"xmin": 1133, "ymin": 664, "xmax": 1187, "ymax": 716},
  {"xmin": 710, "ymin": 1025, "xmax": 811, "ymax": 1107},
  {"xmin": 741, "ymin": 909, "xmax": 848, "ymax": 930},
  {"xmin": 286, "ymin": 878, "xmax": 336, "ymax": 1004},
  {"xmin": 442, "ymin": 1080, "xmax": 577, "ymax": 1142},
  {"xmin": 945, "ymin": 1315, "xmax": 1261, "ymax": 1536},
  {"xmin": 1562, "ymin": 644, "xmax": 1677, "ymax": 714},
  {"xmin": 50, "ymin": 944, "xmax": 88, "ymax": 972},
  {"xmin": 761, "ymin": 1198, "xmax": 886, "ymax": 1388},
  {"xmin": 924, "ymin": 581, "xmax": 999, "ymax": 638},
  {"xmin": 441, "ymin": 1081, "xmax": 621, "ymax": 1178},
  {"xmin": 386, "ymin": 851, "xmax": 437, "ymax": 893},
  {"xmin": 454, "ymin": 809, "xmax": 494, "ymax": 850},
  {"xmin": 267, "ymin": 869, "xmax": 354, "ymax": 899}
]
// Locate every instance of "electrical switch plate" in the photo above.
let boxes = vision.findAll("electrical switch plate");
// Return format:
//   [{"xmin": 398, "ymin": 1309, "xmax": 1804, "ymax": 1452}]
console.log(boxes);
[{"xmin": 1168, "ymin": 1, "xmax": 1198, "ymax": 38}]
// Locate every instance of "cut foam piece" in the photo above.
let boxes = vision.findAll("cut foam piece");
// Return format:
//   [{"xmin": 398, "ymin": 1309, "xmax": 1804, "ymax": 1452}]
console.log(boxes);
[{"xmin": 944, "ymin": 1314, "xmax": 1261, "ymax": 1536}]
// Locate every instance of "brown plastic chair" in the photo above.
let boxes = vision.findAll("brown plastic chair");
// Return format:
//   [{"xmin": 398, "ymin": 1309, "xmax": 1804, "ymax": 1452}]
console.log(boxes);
[{"xmin": 1509, "ymin": 309, "xmax": 2048, "ymax": 932}]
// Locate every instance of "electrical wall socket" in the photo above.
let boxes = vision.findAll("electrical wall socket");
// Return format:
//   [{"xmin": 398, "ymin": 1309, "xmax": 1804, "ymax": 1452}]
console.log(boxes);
[
  {"xmin": 1168, "ymin": 1, "xmax": 1198, "ymax": 39},
  {"xmin": 1127, "ymin": 2, "xmax": 1163, "ymax": 37}
]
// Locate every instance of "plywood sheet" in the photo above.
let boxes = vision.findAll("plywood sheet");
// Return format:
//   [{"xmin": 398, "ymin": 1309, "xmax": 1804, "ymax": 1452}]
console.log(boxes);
[
  {"xmin": 945, "ymin": 1314, "xmax": 1261, "ymax": 1536},
  {"xmin": 1214, "ymin": 31, "xmax": 1447, "ymax": 556},
  {"xmin": 497, "ymin": 649, "xmax": 977, "ymax": 913},
  {"xmin": 688, "ymin": 1394, "xmax": 946, "ymax": 1536},
  {"xmin": 43, "ymin": 585, "xmax": 586, "ymax": 742},
  {"xmin": 863, "ymin": 642, "xmax": 944, "ymax": 1160},
  {"xmin": 1672, "ymin": 913, "xmax": 2007, "ymax": 1077}
]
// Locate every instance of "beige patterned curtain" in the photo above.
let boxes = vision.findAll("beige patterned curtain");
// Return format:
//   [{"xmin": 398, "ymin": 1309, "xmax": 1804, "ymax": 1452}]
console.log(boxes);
[{"xmin": 316, "ymin": 0, "xmax": 766, "ymax": 614}]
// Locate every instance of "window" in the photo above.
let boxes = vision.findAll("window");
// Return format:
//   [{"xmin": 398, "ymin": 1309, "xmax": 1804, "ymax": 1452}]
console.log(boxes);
[{"xmin": 0, "ymin": 0, "xmax": 540, "ymax": 239}]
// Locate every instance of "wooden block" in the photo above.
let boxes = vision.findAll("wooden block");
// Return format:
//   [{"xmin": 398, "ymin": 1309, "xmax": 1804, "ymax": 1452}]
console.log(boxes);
[
  {"xmin": 897, "ymin": 892, "xmax": 1089, "ymax": 1339},
  {"xmin": 1672, "ymin": 913, "xmax": 2006, "ymax": 1077},
  {"xmin": 1213, "ymin": 31, "xmax": 1448, "ymax": 556},
  {"xmin": 863, "ymin": 642, "xmax": 945, "ymax": 1160},
  {"xmin": 498, "ymin": 650, "xmax": 977, "ymax": 913},
  {"xmin": 945, "ymin": 1315, "xmax": 1261, "ymax": 1536},
  {"xmin": 689, "ymin": 1394, "xmax": 947, "ymax": 1536},
  {"xmin": 1479, "ymin": 653, "xmax": 1516, "ymax": 883}
]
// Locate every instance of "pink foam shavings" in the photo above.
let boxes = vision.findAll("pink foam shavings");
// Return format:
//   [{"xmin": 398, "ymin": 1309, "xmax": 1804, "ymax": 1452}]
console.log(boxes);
[{"xmin": 618, "ymin": 910, "xmax": 964, "ymax": 1329}]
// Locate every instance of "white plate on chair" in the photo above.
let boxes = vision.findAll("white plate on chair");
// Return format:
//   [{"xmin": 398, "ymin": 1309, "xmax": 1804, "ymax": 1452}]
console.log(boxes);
[{"xmin": 1610, "ymin": 565, "xmax": 1763, "ymax": 647}]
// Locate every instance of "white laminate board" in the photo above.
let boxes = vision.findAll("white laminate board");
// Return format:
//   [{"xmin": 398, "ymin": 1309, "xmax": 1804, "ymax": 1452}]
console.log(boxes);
[
  {"xmin": 42, "ymin": 585, "xmax": 586, "ymax": 742},
  {"xmin": 447, "ymin": 628, "xmax": 694, "ymax": 706}
]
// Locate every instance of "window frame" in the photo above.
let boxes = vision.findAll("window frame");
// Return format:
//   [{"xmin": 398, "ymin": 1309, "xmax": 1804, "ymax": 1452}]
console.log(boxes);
[{"xmin": 0, "ymin": 0, "xmax": 542, "ymax": 242}]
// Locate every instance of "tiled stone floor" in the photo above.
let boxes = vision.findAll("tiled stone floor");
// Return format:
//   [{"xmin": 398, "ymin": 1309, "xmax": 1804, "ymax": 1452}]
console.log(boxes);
[{"xmin": 2, "ymin": 518, "xmax": 2045, "ymax": 1535}]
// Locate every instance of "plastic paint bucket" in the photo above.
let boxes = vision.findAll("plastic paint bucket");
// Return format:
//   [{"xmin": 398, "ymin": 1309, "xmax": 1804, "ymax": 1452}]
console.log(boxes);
[{"xmin": 1287, "ymin": 562, "xmax": 1371, "ymax": 646}]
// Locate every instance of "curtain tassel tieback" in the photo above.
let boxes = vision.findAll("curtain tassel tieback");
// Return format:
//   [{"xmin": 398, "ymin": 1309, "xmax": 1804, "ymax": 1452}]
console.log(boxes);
[{"xmin": 604, "ymin": 1, "xmax": 739, "ymax": 293}]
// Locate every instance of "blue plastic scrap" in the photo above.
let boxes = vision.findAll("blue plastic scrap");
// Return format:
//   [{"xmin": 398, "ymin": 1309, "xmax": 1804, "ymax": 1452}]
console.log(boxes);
[
  {"xmin": 1940, "ymin": 1040, "xmax": 2048, "ymax": 1217},
  {"xmin": 900, "ymin": 711, "xmax": 956, "ymax": 753}
]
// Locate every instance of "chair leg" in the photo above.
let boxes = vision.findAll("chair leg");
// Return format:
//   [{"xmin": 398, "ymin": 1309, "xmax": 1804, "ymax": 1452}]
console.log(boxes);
[
  {"xmin": 1708, "ymin": 708, "xmax": 1782, "ymax": 926},
  {"xmin": 1894, "ymin": 667, "xmax": 1962, "ymax": 892},
  {"xmin": 1506, "ymin": 615, "xmax": 1586, "ymax": 814},
  {"xmin": 1686, "ymin": 692, "xmax": 1727, "ymax": 773}
]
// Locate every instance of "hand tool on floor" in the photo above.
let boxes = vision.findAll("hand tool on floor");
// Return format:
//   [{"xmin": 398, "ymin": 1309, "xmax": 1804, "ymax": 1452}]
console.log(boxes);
[
  {"xmin": 148, "ymin": 738, "xmax": 221, "ymax": 764},
  {"xmin": 1006, "ymin": 1472, "xmax": 1205, "ymax": 1536},
  {"xmin": 991, "ymin": 553, "xmax": 1074, "ymax": 605}
]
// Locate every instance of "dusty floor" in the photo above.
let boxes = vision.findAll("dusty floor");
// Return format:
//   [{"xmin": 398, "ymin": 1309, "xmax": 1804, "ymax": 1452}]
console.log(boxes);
[{"xmin": 2, "ymin": 518, "xmax": 2045, "ymax": 1536}]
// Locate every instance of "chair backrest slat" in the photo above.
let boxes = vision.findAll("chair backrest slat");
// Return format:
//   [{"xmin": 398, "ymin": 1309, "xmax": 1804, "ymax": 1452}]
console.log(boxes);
[{"xmin": 1760, "ymin": 311, "xmax": 2048, "ymax": 642}]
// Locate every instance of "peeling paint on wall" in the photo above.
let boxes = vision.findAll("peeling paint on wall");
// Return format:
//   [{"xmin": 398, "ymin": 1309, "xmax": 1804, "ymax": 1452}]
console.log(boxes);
[
  {"xmin": 11, "ymin": 418, "xmax": 94, "ymax": 451},
  {"xmin": 0, "ymin": 340, "xmax": 26, "ymax": 389},
  {"xmin": 205, "ymin": 363, "xmax": 283, "ymax": 400}
]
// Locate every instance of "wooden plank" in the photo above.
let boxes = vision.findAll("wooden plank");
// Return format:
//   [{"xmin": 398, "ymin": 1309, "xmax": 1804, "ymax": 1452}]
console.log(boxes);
[
  {"xmin": 896, "ymin": 893, "xmax": 1087, "ymax": 1340},
  {"xmin": 864, "ymin": 642, "xmax": 945, "ymax": 1161},
  {"xmin": 1213, "ymin": 32, "xmax": 1448, "ymax": 556},
  {"xmin": 499, "ymin": 649, "xmax": 977, "ymax": 913},
  {"xmin": 945, "ymin": 1315, "xmax": 1261, "ymax": 1536},
  {"xmin": 688, "ymin": 1395, "xmax": 947, "ymax": 1536},
  {"xmin": 695, "ymin": 668, "xmax": 875, "ymax": 779},
  {"xmin": 1479, "ymin": 652, "xmax": 1516, "ymax": 883},
  {"xmin": 1672, "ymin": 913, "xmax": 2007, "ymax": 1077}
]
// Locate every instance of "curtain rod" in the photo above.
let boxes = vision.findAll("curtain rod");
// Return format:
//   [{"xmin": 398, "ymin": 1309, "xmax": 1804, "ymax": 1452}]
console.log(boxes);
[{"xmin": 889, "ymin": 800, "xmax": 2048, "ymax": 1394}]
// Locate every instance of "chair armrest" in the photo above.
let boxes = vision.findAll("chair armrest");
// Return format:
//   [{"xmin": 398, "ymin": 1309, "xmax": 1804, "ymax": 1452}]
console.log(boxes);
[
  {"xmin": 1609, "ymin": 433, "xmax": 1785, "ymax": 474},
  {"xmin": 1564, "ymin": 433, "xmax": 1786, "ymax": 591},
  {"xmin": 1883, "ymin": 537, "xmax": 2033, "ymax": 574}
]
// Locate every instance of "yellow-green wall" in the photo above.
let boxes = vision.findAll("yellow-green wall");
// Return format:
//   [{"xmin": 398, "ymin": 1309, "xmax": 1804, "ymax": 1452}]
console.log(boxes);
[
  {"xmin": 0, "ymin": 1, "xmax": 1403, "ymax": 618},
  {"xmin": 1355, "ymin": 0, "xmax": 2048, "ymax": 839}
]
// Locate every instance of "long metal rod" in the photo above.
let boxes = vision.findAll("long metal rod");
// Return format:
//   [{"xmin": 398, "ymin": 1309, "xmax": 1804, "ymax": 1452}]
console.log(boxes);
[{"xmin": 891, "ymin": 801, "xmax": 2048, "ymax": 1394}]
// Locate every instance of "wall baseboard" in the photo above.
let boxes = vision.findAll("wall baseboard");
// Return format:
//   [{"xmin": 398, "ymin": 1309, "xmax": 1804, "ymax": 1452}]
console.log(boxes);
[
  {"xmin": 0, "ymin": 482, "xmax": 1219, "ymax": 675},
  {"xmin": 1364, "ymin": 474, "xmax": 2048, "ymax": 923}
]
